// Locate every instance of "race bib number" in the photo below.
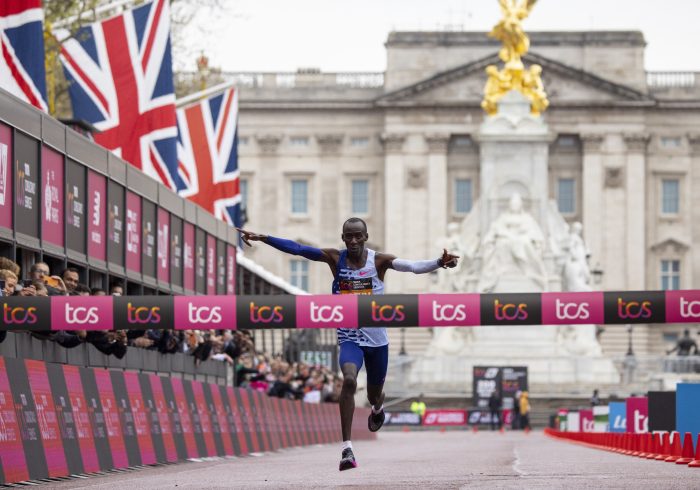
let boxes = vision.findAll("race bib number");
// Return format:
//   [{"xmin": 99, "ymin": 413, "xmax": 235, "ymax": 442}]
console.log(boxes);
[{"xmin": 338, "ymin": 277, "xmax": 372, "ymax": 295}]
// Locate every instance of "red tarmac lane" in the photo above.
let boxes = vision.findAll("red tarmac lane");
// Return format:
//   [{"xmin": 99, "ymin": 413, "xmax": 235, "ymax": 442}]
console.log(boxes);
[{"xmin": 42, "ymin": 431, "xmax": 699, "ymax": 489}]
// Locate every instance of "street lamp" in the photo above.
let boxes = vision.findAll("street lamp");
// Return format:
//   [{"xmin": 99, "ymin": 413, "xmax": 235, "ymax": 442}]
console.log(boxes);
[
  {"xmin": 626, "ymin": 324, "xmax": 635, "ymax": 357},
  {"xmin": 591, "ymin": 263, "xmax": 604, "ymax": 286},
  {"xmin": 399, "ymin": 328, "xmax": 407, "ymax": 356},
  {"xmin": 622, "ymin": 324, "xmax": 637, "ymax": 384}
]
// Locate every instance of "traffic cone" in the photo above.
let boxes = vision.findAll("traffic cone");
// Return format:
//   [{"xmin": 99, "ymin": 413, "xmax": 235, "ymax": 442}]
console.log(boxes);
[
  {"xmin": 402, "ymin": 425, "xmax": 410, "ymax": 433},
  {"xmin": 655, "ymin": 433, "xmax": 670, "ymax": 460},
  {"xmin": 440, "ymin": 426, "xmax": 446, "ymax": 433},
  {"xmin": 689, "ymin": 434, "xmax": 700, "ymax": 468},
  {"xmin": 637, "ymin": 433, "xmax": 651, "ymax": 458},
  {"xmin": 675, "ymin": 433, "xmax": 695, "ymax": 465},
  {"xmin": 646, "ymin": 433, "xmax": 660, "ymax": 459},
  {"xmin": 665, "ymin": 432, "xmax": 682, "ymax": 462},
  {"xmin": 472, "ymin": 424, "xmax": 478, "ymax": 433},
  {"xmin": 630, "ymin": 433, "xmax": 642, "ymax": 457},
  {"xmin": 499, "ymin": 426, "xmax": 505, "ymax": 434},
  {"xmin": 524, "ymin": 426, "xmax": 531, "ymax": 434}
]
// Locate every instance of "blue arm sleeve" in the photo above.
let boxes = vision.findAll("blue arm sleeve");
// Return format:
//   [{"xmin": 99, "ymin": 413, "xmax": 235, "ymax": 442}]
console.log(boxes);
[{"xmin": 265, "ymin": 236, "xmax": 324, "ymax": 261}]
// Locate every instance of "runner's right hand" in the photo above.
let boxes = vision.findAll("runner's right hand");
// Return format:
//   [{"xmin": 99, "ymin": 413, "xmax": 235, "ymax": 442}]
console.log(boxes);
[{"xmin": 236, "ymin": 228, "xmax": 268, "ymax": 247}]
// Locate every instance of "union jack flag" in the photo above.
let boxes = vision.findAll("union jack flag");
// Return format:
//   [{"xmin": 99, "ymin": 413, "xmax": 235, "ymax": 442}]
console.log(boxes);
[
  {"xmin": 57, "ymin": 0, "xmax": 181, "ymax": 190},
  {"xmin": 176, "ymin": 87, "xmax": 240, "ymax": 226},
  {"xmin": 0, "ymin": 0, "xmax": 48, "ymax": 112}
]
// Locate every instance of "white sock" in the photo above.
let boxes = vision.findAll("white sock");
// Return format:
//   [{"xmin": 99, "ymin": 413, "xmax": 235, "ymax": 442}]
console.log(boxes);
[
  {"xmin": 372, "ymin": 404, "xmax": 384, "ymax": 414},
  {"xmin": 342, "ymin": 440, "xmax": 353, "ymax": 451}
]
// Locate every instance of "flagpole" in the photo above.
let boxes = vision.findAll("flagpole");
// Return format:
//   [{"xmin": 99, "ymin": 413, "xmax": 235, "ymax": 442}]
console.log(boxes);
[
  {"xmin": 52, "ymin": 0, "xmax": 135, "ymax": 29},
  {"xmin": 175, "ymin": 80, "xmax": 238, "ymax": 108}
]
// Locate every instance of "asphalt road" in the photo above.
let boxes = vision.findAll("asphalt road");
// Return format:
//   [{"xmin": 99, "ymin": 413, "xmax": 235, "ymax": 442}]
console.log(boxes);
[{"xmin": 41, "ymin": 431, "xmax": 699, "ymax": 489}]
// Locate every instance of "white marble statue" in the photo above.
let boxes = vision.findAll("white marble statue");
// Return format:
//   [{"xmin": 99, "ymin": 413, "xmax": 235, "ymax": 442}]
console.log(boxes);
[
  {"xmin": 563, "ymin": 221, "xmax": 591, "ymax": 292},
  {"xmin": 478, "ymin": 193, "xmax": 547, "ymax": 292}
]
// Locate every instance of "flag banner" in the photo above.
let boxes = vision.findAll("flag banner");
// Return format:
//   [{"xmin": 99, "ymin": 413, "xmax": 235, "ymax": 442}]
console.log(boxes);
[
  {"xmin": 0, "ymin": 0, "xmax": 47, "ymax": 111},
  {"xmin": 176, "ymin": 87, "xmax": 240, "ymax": 226},
  {"xmin": 57, "ymin": 0, "xmax": 179, "ymax": 189}
]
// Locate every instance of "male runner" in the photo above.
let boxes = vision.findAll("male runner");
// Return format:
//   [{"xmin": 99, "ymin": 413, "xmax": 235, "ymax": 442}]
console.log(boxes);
[{"xmin": 238, "ymin": 218, "xmax": 458, "ymax": 471}]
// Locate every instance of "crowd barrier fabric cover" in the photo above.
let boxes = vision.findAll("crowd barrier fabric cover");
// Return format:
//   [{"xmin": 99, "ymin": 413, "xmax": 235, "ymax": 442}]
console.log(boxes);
[
  {"xmin": 625, "ymin": 397, "xmax": 648, "ymax": 433},
  {"xmin": 608, "ymin": 402, "xmax": 627, "ymax": 433},
  {"xmin": 676, "ymin": 383, "xmax": 700, "ymax": 444},
  {"xmin": 1, "ymin": 290, "xmax": 698, "ymax": 331},
  {"xmin": 648, "ymin": 391, "xmax": 676, "ymax": 433},
  {"xmin": 0, "ymin": 357, "xmax": 373, "ymax": 485}
]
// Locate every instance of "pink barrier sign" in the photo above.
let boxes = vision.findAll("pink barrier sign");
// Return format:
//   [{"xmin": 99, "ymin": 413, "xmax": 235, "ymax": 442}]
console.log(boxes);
[
  {"xmin": 418, "ymin": 294, "xmax": 481, "ymax": 327},
  {"xmin": 541, "ymin": 292, "xmax": 604, "ymax": 324},
  {"xmin": 173, "ymin": 296, "xmax": 236, "ymax": 330},
  {"xmin": 296, "ymin": 295, "xmax": 358, "ymax": 329},
  {"xmin": 625, "ymin": 397, "xmax": 648, "ymax": 433}
]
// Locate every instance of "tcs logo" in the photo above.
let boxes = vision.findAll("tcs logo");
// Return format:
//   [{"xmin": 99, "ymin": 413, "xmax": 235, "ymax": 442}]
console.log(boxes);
[
  {"xmin": 249, "ymin": 302, "xmax": 283, "ymax": 323},
  {"xmin": 680, "ymin": 297, "xmax": 700, "ymax": 318},
  {"xmin": 555, "ymin": 299, "xmax": 590, "ymax": 320},
  {"xmin": 187, "ymin": 304, "xmax": 222, "ymax": 324},
  {"xmin": 65, "ymin": 304, "xmax": 99, "ymax": 325},
  {"xmin": 616, "ymin": 298, "xmax": 651, "ymax": 319},
  {"xmin": 494, "ymin": 299, "xmax": 528, "ymax": 321},
  {"xmin": 371, "ymin": 301, "xmax": 405, "ymax": 322},
  {"xmin": 127, "ymin": 302, "xmax": 161, "ymax": 324},
  {"xmin": 431, "ymin": 301, "xmax": 466, "ymax": 322},
  {"xmin": 309, "ymin": 302, "xmax": 343, "ymax": 323},
  {"xmin": 3, "ymin": 303, "xmax": 37, "ymax": 324}
]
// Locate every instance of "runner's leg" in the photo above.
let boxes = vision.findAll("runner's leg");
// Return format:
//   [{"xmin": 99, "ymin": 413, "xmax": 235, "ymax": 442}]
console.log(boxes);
[{"xmin": 339, "ymin": 342, "xmax": 363, "ymax": 441}]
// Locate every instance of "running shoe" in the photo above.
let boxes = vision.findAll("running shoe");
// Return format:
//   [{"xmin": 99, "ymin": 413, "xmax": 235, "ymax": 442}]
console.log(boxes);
[
  {"xmin": 368, "ymin": 408, "xmax": 385, "ymax": 432},
  {"xmin": 339, "ymin": 448, "xmax": 357, "ymax": 471}
]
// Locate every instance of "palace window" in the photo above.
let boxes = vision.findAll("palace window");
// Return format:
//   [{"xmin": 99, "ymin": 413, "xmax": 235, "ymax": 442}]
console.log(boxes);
[
  {"xmin": 290, "ymin": 260, "xmax": 309, "ymax": 291},
  {"xmin": 660, "ymin": 259, "xmax": 680, "ymax": 290},
  {"xmin": 291, "ymin": 179, "xmax": 308, "ymax": 214},
  {"xmin": 240, "ymin": 179, "xmax": 248, "ymax": 210},
  {"xmin": 350, "ymin": 137, "xmax": 369, "ymax": 148},
  {"xmin": 351, "ymin": 179, "xmax": 369, "ymax": 214},
  {"xmin": 454, "ymin": 178, "xmax": 473, "ymax": 214},
  {"xmin": 661, "ymin": 179, "xmax": 679, "ymax": 214},
  {"xmin": 290, "ymin": 136, "xmax": 309, "ymax": 147},
  {"xmin": 557, "ymin": 178, "xmax": 576, "ymax": 214}
]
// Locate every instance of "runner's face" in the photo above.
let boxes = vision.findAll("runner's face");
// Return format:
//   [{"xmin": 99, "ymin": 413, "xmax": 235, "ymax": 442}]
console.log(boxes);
[{"xmin": 342, "ymin": 222, "xmax": 368, "ymax": 257}]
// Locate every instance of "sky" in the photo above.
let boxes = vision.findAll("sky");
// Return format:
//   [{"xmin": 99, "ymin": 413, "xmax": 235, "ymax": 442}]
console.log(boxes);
[{"xmin": 184, "ymin": 0, "xmax": 700, "ymax": 73}]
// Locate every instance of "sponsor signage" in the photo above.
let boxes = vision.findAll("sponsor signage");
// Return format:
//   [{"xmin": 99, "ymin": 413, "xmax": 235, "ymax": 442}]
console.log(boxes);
[
  {"xmin": 183, "ymin": 222, "xmax": 195, "ymax": 292},
  {"xmin": 206, "ymin": 235, "xmax": 216, "ymax": 295},
  {"xmin": 625, "ymin": 397, "xmax": 648, "ymax": 433},
  {"xmin": 604, "ymin": 291, "xmax": 665, "ymax": 324},
  {"xmin": 480, "ymin": 293, "xmax": 542, "ymax": 325},
  {"xmin": 676, "ymin": 383, "xmax": 700, "ymax": 443},
  {"xmin": 648, "ymin": 391, "xmax": 676, "ymax": 432},
  {"xmin": 0, "ymin": 123, "xmax": 12, "ymax": 230},
  {"xmin": 468, "ymin": 409, "xmax": 513, "ymax": 426},
  {"xmin": 14, "ymin": 132, "xmax": 39, "ymax": 239},
  {"xmin": 418, "ymin": 293, "xmax": 480, "ymax": 326},
  {"xmin": 236, "ymin": 295, "xmax": 297, "ymax": 330},
  {"xmin": 50, "ymin": 296, "xmax": 113, "ymax": 331},
  {"xmin": 609, "ymin": 402, "xmax": 627, "ymax": 433},
  {"xmin": 593, "ymin": 405, "xmax": 609, "ymax": 432},
  {"xmin": 125, "ymin": 192, "xmax": 142, "ymax": 273},
  {"xmin": 665, "ymin": 290, "xmax": 700, "ymax": 323},
  {"xmin": 65, "ymin": 159, "xmax": 86, "ymax": 254},
  {"xmin": 226, "ymin": 245, "xmax": 236, "ymax": 295},
  {"xmin": 41, "ymin": 146, "xmax": 64, "ymax": 247},
  {"xmin": 173, "ymin": 296, "xmax": 236, "ymax": 330},
  {"xmin": 473, "ymin": 366, "xmax": 502, "ymax": 409},
  {"xmin": 195, "ymin": 228, "xmax": 206, "ymax": 294},
  {"xmin": 501, "ymin": 366, "xmax": 528, "ymax": 410},
  {"xmin": 567, "ymin": 411, "xmax": 580, "ymax": 432},
  {"xmin": 579, "ymin": 409, "xmax": 594, "ymax": 432},
  {"xmin": 157, "ymin": 208, "xmax": 170, "ymax": 284},
  {"xmin": 357, "ymin": 294, "xmax": 418, "ymax": 328},
  {"xmin": 113, "ymin": 296, "xmax": 174, "ymax": 330},
  {"xmin": 87, "ymin": 171, "xmax": 107, "ymax": 261},
  {"xmin": 107, "ymin": 181, "xmax": 125, "ymax": 267},
  {"xmin": 557, "ymin": 409, "xmax": 568, "ymax": 431},
  {"xmin": 296, "ymin": 295, "xmax": 358, "ymax": 329},
  {"xmin": 422, "ymin": 410, "xmax": 467, "ymax": 426},
  {"xmin": 142, "ymin": 200, "xmax": 157, "ymax": 279},
  {"xmin": 170, "ymin": 216, "xmax": 183, "ymax": 288},
  {"xmin": 541, "ymin": 292, "xmax": 604, "ymax": 324},
  {"xmin": 216, "ymin": 240, "xmax": 226, "ymax": 294},
  {"xmin": 384, "ymin": 412, "xmax": 422, "ymax": 426},
  {"xmin": 0, "ymin": 296, "xmax": 51, "ymax": 331}
]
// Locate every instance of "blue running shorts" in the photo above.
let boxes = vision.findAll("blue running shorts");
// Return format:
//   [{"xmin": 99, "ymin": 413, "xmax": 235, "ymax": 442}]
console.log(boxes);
[{"xmin": 338, "ymin": 342, "xmax": 388, "ymax": 386}]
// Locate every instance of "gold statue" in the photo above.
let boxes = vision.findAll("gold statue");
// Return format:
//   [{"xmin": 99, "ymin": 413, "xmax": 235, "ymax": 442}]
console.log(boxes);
[{"xmin": 481, "ymin": 0, "xmax": 549, "ymax": 116}]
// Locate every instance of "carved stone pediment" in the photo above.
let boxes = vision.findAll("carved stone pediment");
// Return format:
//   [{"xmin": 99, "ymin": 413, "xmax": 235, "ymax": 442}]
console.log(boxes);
[
  {"xmin": 604, "ymin": 166, "xmax": 624, "ymax": 188},
  {"xmin": 650, "ymin": 238, "xmax": 690, "ymax": 255},
  {"xmin": 316, "ymin": 134, "xmax": 344, "ymax": 154},
  {"xmin": 256, "ymin": 134, "xmax": 282, "ymax": 154}
]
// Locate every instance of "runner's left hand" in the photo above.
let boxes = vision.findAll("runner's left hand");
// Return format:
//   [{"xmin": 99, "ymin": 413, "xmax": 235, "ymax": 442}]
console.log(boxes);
[{"xmin": 440, "ymin": 249, "xmax": 459, "ymax": 268}]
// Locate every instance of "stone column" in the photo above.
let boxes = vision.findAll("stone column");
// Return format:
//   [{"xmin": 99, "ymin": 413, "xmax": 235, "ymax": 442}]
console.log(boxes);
[
  {"xmin": 581, "ymin": 134, "xmax": 605, "ymax": 276},
  {"xmin": 623, "ymin": 133, "xmax": 649, "ymax": 288},
  {"xmin": 316, "ymin": 134, "xmax": 344, "ymax": 246},
  {"xmin": 381, "ymin": 133, "xmax": 407, "ymax": 261},
  {"xmin": 425, "ymin": 133, "xmax": 450, "ymax": 254},
  {"xmin": 687, "ymin": 133, "xmax": 700, "ymax": 286}
]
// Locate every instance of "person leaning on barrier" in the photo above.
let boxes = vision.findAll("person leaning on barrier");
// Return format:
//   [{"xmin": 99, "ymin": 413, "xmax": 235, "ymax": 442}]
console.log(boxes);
[{"xmin": 667, "ymin": 329, "xmax": 699, "ymax": 356}]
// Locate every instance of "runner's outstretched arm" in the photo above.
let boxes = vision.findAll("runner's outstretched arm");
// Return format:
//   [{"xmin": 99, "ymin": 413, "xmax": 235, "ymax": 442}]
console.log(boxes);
[
  {"xmin": 236, "ymin": 227, "xmax": 338, "ymax": 266},
  {"xmin": 375, "ymin": 249, "xmax": 459, "ymax": 278}
]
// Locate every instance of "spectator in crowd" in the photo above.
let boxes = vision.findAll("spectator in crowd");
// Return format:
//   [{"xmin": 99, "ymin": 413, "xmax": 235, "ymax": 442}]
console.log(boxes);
[
  {"xmin": 488, "ymin": 390, "xmax": 502, "ymax": 431},
  {"xmin": 29, "ymin": 262, "xmax": 66, "ymax": 295},
  {"xmin": 667, "ymin": 329, "xmax": 699, "ymax": 356},
  {"xmin": 61, "ymin": 267, "xmax": 80, "ymax": 293},
  {"xmin": 109, "ymin": 282, "xmax": 124, "ymax": 296},
  {"xmin": 0, "ymin": 257, "xmax": 20, "ymax": 276},
  {"xmin": 91, "ymin": 288, "xmax": 106, "ymax": 296},
  {"xmin": 0, "ymin": 269, "xmax": 18, "ymax": 296},
  {"xmin": 72, "ymin": 283, "xmax": 91, "ymax": 296},
  {"xmin": 590, "ymin": 389, "xmax": 601, "ymax": 407},
  {"xmin": 410, "ymin": 394, "xmax": 427, "ymax": 422},
  {"xmin": 519, "ymin": 391, "xmax": 531, "ymax": 430},
  {"xmin": 512, "ymin": 390, "xmax": 522, "ymax": 430}
]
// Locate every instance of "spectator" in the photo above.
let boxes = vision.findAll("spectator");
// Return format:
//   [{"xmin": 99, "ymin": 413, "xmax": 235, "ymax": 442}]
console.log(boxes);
[
  {"xmin": 92, "ymin": 288, "xmax": 106, "ymax": 296},
  {"xmin": 29, "ymin": 262, "xmax": 66, "ymax": 295},
  {"xmin": 109, "ymin": 282, "xmax": 124, "ymax": 296},
  {"xmin": 61, "ymin": 267, "xmax": 80, "ymax": 293},
  {"xmin": 512, "ymin": 390, "xmax": 522, "ymax": 430},
  {"xmin": 590, "ymin": 389, "xmax": 601, "ymax": 407},
  {"xmin": 410, "ymin": 394, "xmax": 427, "ymax": 421},
  {"xmin": 0, "ymin": 269, "xmax": 18, "ymax": 296},
  {"xmin": 519, "ymin": 391, "xmax": 531, "ymax": 430},
  {"xmin": 72, "ymin": 283, "xmax": 91, "ymax": 296},
  {"xmin": 488, "ymin": 390, "xmax": 502, "ymax": 431},
  {"xmin": 0, "ymin": 257, "xmax": 20, "ymax": 276},
  {"xmin": 31, "ymin": 281, "xmax": 48, "ymax": 296},
  {"xmin": 667, "ymin": 329, "xmax": 699, "ymax": 356}
]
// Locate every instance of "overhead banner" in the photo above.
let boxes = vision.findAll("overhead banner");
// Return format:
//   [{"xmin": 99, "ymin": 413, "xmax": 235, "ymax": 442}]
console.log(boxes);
[
  {"xmin": 41, "ymin": 146, "xmax": 64, "ymax": 248},
  {"xmin": 0, "ymin": 123, "xmax": 12, "ymax": 231},
  {"xmin": 14, "ymin": 132, "xmax": 39, "ymax": 239},
  {"xmin": 0, "ymin": 356, "xmax": 375, "ymax": 485},
  {"xmin": 66, "ymin": 159, "xmax": 86, "ymax": 255}
]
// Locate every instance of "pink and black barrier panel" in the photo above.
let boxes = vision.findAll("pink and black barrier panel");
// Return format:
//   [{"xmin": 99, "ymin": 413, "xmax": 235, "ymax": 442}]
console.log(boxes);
[
  {"xmin": 1, "ymin": 290, "xmax": 699, "ymax": 331},
  {"xmin": 0, "ymin": 356, "xmax": 374, "ymax": 485}
]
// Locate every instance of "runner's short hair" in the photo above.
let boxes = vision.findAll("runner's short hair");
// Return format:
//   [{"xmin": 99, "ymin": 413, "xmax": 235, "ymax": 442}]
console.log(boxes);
[{"xmin": 343, "ymin": 217, "xmax": 367, "ymax": 232}]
